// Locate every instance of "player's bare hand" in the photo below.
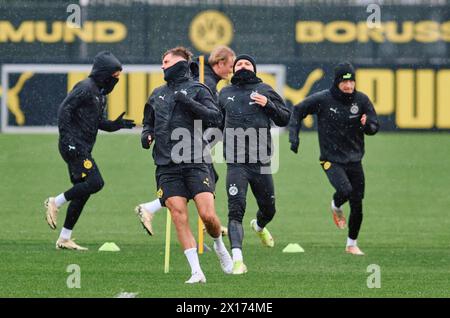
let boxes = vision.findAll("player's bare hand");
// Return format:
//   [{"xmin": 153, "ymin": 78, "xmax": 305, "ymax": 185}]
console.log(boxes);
[
  {"xmin": 251, "ymin": 92, "xmax": 268, "ymax": 107},
  {"xmin": 361, "ymin": 114, "xmax": 367, "ymax": 126}
]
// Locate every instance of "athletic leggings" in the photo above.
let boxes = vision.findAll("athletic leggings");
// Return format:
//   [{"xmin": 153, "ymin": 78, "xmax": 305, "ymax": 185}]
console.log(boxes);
[
  {"xmin": 322, "ymin": 160, "xmax": 365, "ymax": 240},
  {"xmin": 226, "ymin": 164, "xmax": 276, "ymax": 249}
]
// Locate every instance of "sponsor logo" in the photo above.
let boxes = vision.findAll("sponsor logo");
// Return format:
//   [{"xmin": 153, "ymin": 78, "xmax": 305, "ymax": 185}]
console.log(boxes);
[{"xmin": 343, "ymin": 73, "xmax": 352, "ymax": 79}]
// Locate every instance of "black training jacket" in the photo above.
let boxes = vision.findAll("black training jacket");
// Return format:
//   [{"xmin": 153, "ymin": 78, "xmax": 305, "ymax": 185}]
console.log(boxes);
[
  {"xmin": 289, "ymin": 88, "xmax": 379, "ymax": 164},
  {"xmin": 142, "ymin": 75, "xmax": 222, "ymax": 166},
  {"xmin": 190, "ymin": 59, "xmax": 222, "ymax": 100},
  {"xmin": 57, "ymin": 52, "xmax": 122, "ymax": 154},
  {"xmin": 218, "ymin": 81, "xmax": 291, "ymax": 165}
]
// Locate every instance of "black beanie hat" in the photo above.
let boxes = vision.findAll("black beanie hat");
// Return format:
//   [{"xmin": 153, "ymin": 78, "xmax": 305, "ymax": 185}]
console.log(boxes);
[
  {"xmin": 233, "ymin": 54, "xmax": 257, "ymax": 73},
  {"xmin": 334, "ymin": 62, "xmax": 355, "ymax": 85}
]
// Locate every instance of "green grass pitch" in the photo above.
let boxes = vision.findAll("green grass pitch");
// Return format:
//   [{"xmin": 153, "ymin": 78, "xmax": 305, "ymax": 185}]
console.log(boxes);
[{"xmin": 0, "ymin": 132, "xmax": 449, "ymax": 297}]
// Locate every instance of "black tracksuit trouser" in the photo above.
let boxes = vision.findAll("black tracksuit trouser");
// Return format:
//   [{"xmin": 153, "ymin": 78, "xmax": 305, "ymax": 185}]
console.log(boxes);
[
  {"xmin": 321, "ymin": 160, "xmax": 365, "ymax": 240},
  {"xmin": 226, "ymin": 163, "xmax": 276, "ymax": 250},
  {"xmin": 59, "ymin": 144, "xmax": 105, "ymax": 230}
]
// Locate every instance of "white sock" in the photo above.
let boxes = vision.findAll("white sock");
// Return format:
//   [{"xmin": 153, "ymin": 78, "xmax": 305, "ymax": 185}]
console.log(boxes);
[
  {"xmin": 332, "ymin": 200, "xmax": 340, "ymax": 210},
  {"xmin": 184, "ymin": 248, "xmax": 202, "ymax": 274},
  {"xmin": 253, "ymin": 220, "xmax": 263, "ymax": 232},
  {"xmin": 213, "ymin": 234, "xmax": 226, "ymax": 252},
  {"xmin": 55, "ymin": 193, "xmax": 67, "ymax": 208},
  {"xmin": 347, "ymin": 238, "xmax": 357, "ymax": 247},
  {"xmin": 232, "ymin": 248, "xmax": 243, "ymax": 262},
  {"xmin": 59, "ymin": 227, "xmax": 72, "ymax": 240},
  {"xmin": 142, "ymin": 199, "xmax": 162, "ymax": 214}
]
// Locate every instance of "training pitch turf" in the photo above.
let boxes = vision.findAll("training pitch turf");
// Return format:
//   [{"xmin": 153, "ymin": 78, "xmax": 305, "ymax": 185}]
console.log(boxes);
[{"xmin": 0, "ymin": 132, "xmax": 449, "ymax": 297}]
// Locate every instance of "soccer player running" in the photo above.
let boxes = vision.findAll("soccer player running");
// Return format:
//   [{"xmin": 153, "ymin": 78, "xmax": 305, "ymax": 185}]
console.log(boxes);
[
  {"xmin": 218, "ymin": 55, "xmax": 291, "ymax": 274},
  {"xmin": 44, "ymin": 51, "xmax": 136, "ymax": 250},
  {"xmin": 140, "ymin": 47, "xmax": 233, "ymax": 283},
  {"xmin": 135, "ymin": 45, "xmax": 236, "ymax": 237},
  {"xmin": 289, "ymin": 62, "xmax": 379, "ymax": 255}
]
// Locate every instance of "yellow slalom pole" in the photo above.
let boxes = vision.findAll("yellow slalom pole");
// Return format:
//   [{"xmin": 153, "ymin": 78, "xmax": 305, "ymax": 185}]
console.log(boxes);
[
  {"xmin": 164, "ymin": 209, "xmax": 172, "ymax": 273},
  {"xmin": 198, "ymin": 55, "xmax": 205, "ymax": 255},
  {"xmin": 199, "ymin": 55, "xmax": 205, "ymax": 84}
]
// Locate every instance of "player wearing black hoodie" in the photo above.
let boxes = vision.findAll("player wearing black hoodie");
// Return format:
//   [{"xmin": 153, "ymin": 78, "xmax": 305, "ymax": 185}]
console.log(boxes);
[
  {"xmin": 44, "ymin": 51, "xmax": 135, "ymax": 250},
  {"xmin": 218, "ymin": 54, "xmax": 291, "ymax": 274},
  {"xmin": 134, "ymin": 46, "xmax": 235, "ymax": 238},
  {"xmin": 140, "ymin": 47, "xmax": 233, "ymax": 284},
  {"xmin": 289, "ymin": 62, "xmax": 379, "ymax": 255}
]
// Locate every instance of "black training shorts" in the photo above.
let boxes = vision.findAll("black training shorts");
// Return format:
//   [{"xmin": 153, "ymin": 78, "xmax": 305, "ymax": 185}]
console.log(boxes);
[{"xmin": 155, "ymin": 163, "xmax": 215, "ymax": 206}]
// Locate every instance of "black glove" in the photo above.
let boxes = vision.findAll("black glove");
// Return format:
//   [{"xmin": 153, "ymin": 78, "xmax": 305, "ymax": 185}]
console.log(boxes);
[
  {"xmin": 141, "ymin": 132, "xmax": 152, "ymax": 149},
  {"xmin": 290, "ymin": 140, "xmax": 299, "ymax": 154},
  {"xmin": 114, "ymin": 112, "xmax": 136, "ymax": 129},
  {"xmin": 174, "ymin": 91, "xmax": 192, "ymax": 106}
]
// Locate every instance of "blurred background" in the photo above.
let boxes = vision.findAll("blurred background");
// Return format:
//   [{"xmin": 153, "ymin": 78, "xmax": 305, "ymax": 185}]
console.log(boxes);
[{"xmin": 0, "ymin": 0, "xmax": 449, "ymax": 132}]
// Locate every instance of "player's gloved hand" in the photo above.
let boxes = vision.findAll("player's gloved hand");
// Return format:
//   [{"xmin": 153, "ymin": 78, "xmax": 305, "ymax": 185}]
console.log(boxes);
[
  {"xmin": 141, "ymin": 132, "xmax": 153, "ymax": 149},
  {"xmin": 114, "ymin": 112, "xmax": 136, "ymax": 129},
  {"xmin": 290, "ymin": 140, "xmax": 299, "ymax": 154},
  {"xmin": 174, "ymin": 91, "xmax": 193, "ymax": 106}
]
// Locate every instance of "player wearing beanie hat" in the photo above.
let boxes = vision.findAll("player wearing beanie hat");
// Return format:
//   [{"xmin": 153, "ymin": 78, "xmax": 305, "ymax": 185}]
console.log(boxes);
[
  {"xmin": 233, "ymin": 54, "xmax": 257, "ymax": 73},
  {"xmin": 289, "ymin": 61, "xmax": 379, "ymax": 256},
  {"xmin": 333, "ymin": 61, "xmax": 355, "ymax": 86}
]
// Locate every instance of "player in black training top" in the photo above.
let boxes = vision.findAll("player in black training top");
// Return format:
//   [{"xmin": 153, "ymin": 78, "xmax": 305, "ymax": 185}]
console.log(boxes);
[
  {"xmin": 140, "ymin": 47, "xmax": 233, "ymax": 283},
  {"xmin": 289, "ymin": 62, "xmax": 379, "ymax": 256},
  {"xmin": 44, "ymin": 51, "xmax": 135, "ymax": 251},
  {"xmin": 135, "ymin": 46, "xmax": 235, "ymax": 238},
  {"xmin": 219, "ymin": 54, "xmax": 291, "ymax": 274}
]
